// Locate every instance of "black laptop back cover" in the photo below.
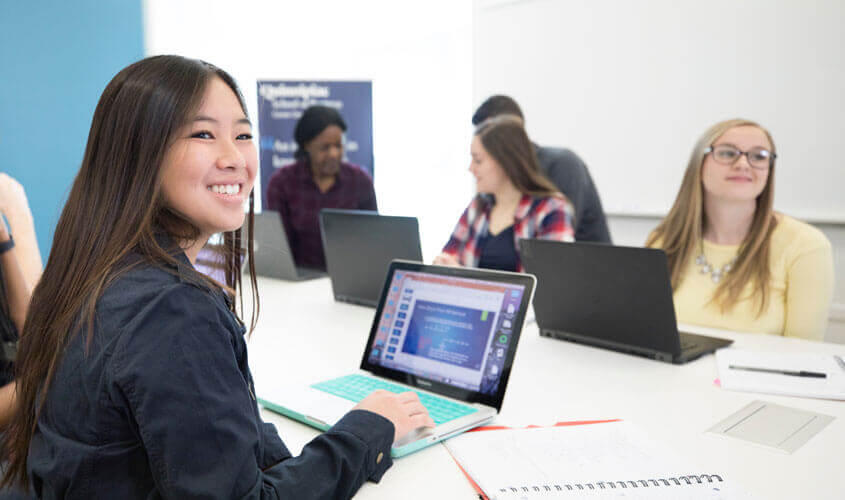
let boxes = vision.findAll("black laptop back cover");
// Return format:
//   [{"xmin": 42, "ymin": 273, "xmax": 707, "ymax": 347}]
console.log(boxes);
[
  {"xmin": 519, "ymin": 240, "xmax": 682, "ymax": 356},
  {"xmin": 320, "ymin": 209, "xmax": 424, "ymax": 306}
]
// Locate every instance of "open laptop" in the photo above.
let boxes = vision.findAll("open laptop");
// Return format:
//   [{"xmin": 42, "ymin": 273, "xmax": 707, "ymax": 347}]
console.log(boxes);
[
  {"xmin": 248, "ymin": 211, "xmax": 324, "ymax": 281},
  {"xmin": 319, "ymin": 209, "xmax": 423, "ymax": 307},
  {"xmin": 518, "ymin": 239, "xmax": 732, "ymax": 364},
  {"xmin": 258, "ymin": 260, "xmax": 536, "ymax": 457}
]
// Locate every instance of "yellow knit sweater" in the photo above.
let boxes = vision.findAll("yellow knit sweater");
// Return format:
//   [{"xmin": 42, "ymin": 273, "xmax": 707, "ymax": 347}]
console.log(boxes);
[{"xmin": 650, "ymin": 215, "xmax": 833, "ymax": 340}]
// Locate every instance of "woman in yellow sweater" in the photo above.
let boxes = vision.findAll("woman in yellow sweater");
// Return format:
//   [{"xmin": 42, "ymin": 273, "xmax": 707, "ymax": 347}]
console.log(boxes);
[{"xmin": 647, "ymin": 119, "xmax": 833, "ymax": 340}]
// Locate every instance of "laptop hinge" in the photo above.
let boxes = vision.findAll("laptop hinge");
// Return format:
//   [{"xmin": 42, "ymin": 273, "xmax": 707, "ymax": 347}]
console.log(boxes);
[{"xmin": 541, "ymin": 329, "xmax": 675, "ymax": 363}]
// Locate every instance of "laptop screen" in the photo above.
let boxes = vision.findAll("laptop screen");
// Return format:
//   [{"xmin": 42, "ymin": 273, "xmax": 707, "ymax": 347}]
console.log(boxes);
[{"xmin": 365, "ymin": 268, "xmax": 527, "ymax": 398}]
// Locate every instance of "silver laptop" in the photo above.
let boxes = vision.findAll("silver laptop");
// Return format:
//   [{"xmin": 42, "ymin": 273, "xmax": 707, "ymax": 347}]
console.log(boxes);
[
  {"xmin": 249, "ymin": 211, "xmax": 324, "ymax": 281},
  {"xmin": 258, "ymin": 260, "xmax": 536, "ymax": 457}
]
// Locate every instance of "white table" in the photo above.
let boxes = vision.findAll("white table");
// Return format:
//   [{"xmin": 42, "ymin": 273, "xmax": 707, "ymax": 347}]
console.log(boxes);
[{"xmin": 245, "ymin": 277, "xmax": 845, "ymax": 499}]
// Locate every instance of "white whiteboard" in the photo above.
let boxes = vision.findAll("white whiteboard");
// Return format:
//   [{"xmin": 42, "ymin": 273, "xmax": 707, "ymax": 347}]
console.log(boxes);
[{"xmin": 474, "ymin": 0, "xmax": 845, "ymax": 222}]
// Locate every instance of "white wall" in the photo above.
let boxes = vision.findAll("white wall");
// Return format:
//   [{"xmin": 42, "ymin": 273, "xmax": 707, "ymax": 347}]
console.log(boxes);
[
  {"xmin": 474, "ymin": 0, "xmax": 845, "ymax": 343},
  {"xmin": 144, "ymin": 0, "xmax": 475, "ymax": 261},
  {"xmin": 473, "ymin": 0, "xmax": 845, "ymax": 222}
]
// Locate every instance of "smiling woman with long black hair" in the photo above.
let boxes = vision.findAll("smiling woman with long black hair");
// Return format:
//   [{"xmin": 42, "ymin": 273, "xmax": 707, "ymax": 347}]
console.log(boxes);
[{"xmin": 0, "ymin": 56, "xmax": 431, "ymax": 498}]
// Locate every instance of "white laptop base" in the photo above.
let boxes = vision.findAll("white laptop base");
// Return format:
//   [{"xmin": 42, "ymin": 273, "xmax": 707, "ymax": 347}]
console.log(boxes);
[{"xmin": 258, "ymin": 374, "xmax": 496, "ymax": 457}]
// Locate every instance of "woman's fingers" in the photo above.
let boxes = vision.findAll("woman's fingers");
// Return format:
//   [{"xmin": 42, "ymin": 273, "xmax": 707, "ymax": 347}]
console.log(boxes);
[
  {"xmin": 410, "ymin": 413, "xmax": 436, "ymax": 429},
  {"xmin": 403, "ymin": 400, "xmax": 429, "ymax": 417},
  {"xmin": 396, "ymin": 391, "xmax": 420, "ymax": 404}
]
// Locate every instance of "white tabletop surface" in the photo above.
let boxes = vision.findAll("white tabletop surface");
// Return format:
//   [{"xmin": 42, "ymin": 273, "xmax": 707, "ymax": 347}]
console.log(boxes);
[{"xmin": 245, "ymin": 276, "xmax": 845, "ymax": 499}]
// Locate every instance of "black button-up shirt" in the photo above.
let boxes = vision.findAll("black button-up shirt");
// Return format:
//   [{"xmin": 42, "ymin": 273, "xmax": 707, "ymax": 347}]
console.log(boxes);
[{"xmin": 28, "ymin": 250, "xmax": 394, "ymax": 499}]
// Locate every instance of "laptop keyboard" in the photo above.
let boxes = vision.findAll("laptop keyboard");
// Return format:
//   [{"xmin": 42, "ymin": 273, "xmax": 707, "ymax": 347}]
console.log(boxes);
[{"xmin": 312, "ymin": 374, "xmax": 478, "ymax": 425}]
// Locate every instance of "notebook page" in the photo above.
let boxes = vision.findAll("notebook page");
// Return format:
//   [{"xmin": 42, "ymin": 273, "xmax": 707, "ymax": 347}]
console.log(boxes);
[{"xmin": 445, "ymin": 421, "xmax": 740, "ymax": 499}]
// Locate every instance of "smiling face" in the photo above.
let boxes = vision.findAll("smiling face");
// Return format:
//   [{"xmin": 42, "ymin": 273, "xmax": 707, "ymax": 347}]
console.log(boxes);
[
  {"xmin": 159, "ymin": 76, "xmax": 257, "ymax": 247},
  {"xmin": 701, "ymin": 125, "xmax": 772, "ymax": 203},
  {"xmin": 469, "ymin": 135, "xmax": 511, "ymax": 195}
]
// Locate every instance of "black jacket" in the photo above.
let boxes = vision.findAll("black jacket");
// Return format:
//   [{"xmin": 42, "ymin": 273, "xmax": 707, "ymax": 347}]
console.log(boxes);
[{"xmin": 28, "ymin": 250, "xmax": 394, "ymax": 499}]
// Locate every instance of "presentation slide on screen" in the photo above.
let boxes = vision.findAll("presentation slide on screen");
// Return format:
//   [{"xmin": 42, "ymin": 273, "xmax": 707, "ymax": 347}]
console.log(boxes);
[
  {"xmin": 402, "ymin": 300, "xmax": 491, "ymax": 369},
  {"xmin": 388, "ymin": 279, "xmax": 504, "ymax": 389}
]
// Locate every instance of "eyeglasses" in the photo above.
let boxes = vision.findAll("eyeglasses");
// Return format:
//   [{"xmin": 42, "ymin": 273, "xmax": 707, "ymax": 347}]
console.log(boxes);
[{"xmin": 704, "ymin": 144, "xmax": 776, "ymax": 170}]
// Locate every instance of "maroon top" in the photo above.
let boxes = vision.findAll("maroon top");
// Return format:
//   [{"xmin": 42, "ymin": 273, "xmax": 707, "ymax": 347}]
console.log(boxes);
[{"xmin": 265, "ymin": 160, "xmax": 377, "ymax": 270}]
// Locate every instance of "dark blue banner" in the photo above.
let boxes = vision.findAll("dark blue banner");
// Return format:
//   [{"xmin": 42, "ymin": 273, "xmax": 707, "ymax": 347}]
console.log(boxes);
[{"xmin": 256, "ymin": 80, "xmax": 373, "ymax": 209}]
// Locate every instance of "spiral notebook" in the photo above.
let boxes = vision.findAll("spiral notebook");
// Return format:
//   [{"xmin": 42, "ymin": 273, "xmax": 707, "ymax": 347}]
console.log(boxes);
[{"xmin": 444, "ymin": 420, "xmax": 744, "ymax": 499}]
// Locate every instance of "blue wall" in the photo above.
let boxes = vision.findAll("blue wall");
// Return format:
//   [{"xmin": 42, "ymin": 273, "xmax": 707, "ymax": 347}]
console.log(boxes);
[{"xmin": 0, "ymin": 0, "xmax": 144, "ymax": 259}]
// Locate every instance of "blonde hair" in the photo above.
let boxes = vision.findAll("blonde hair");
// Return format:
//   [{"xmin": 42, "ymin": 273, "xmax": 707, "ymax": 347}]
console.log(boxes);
[{"xmin": 646, "ymin": 118, "xmax": 777, "ymax": 314}]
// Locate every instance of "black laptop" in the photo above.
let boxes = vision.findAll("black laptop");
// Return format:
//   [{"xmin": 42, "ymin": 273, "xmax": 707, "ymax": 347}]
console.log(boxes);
[
  {"xmin": 319, "ymin": 209, "xmax": 424, "ymax": 307},
  {"xmin": 248, "ymin": 211, "xmax": 325, "ymax": 281},
  {"xmin": 518, "ymin": 239, "xmax": 732, "ymax": 364}
]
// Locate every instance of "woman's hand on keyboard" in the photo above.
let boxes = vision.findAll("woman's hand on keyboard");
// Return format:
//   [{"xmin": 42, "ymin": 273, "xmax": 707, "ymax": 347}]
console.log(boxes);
[{"xmin": 353, "ymin": 390, "xmax": 436, "ymax": 442}]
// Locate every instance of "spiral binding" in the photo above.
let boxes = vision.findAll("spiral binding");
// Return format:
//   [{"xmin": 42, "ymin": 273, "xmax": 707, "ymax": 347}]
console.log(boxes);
[{"xmin": 497, "ymin": 474, "xmax": 724, "ymax": 494}]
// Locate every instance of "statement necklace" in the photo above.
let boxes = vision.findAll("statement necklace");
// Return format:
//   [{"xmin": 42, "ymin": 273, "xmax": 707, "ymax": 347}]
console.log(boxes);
[{"xmin": 695, "ymin": 244, "xmax": 736, "ymax": 284}]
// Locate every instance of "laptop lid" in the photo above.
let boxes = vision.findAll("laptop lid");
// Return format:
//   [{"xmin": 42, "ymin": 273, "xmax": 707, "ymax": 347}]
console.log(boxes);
[
  {"xmin": 319, "ymin": 209, "xmax": 424, "ymax": 307},
  {"xmin": 250, "ymin": 211, "xmax": 322, "ymax": 280},
  {"xmin": 360, "ymin": 260, "xmax": 536, "ymax": 412},
  {"xmin": 519, "ymin": 240, "xmax": 684, "ymax": 357}
]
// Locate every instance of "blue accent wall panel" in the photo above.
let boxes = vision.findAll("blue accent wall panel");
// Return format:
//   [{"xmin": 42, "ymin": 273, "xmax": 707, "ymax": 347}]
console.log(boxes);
[{"xmin": 0, "ymin": 0, "xmax": 144, "ymax": 258}]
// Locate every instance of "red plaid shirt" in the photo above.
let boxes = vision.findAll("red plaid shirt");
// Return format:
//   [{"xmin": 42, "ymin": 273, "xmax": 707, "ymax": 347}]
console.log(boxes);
[
  {"xmin": 265, "ymin": 160, "xmax": 377, "ymax": 270},
  {"xmin": 442, "ymin": 194, "xmax": 575, "ymax": 272}
]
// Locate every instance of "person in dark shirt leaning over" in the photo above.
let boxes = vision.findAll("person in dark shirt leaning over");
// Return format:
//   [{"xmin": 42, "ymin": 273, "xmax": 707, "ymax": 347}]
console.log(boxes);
[
  {"xmin": 265, "ymin": 106, "xmax": 377, "ymax": 271},
  {"xmin": 472, "ymin": 95, "xmax": 612, "ymax": 243}
]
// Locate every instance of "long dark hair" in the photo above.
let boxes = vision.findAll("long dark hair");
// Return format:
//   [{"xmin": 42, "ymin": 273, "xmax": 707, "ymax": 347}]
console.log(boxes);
[
  {"xmin": 474, "ymin": 115, "xmax": 561, "ymax": 199},
  {"xmin": 1, "ymin": 55, "xmax": 260, "ymax": 488}
]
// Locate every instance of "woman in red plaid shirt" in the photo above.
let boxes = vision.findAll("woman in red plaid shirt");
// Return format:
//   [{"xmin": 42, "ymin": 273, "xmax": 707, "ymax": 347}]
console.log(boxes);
[{"xmin": 434, "ymin": 115, "xmax": 575, "ymax": 272}]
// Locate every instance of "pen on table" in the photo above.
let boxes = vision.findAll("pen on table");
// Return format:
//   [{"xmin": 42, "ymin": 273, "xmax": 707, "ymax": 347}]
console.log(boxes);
[{"xmin": 728, "ymin": 364, "xmax": 827, "ymax": 378}]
